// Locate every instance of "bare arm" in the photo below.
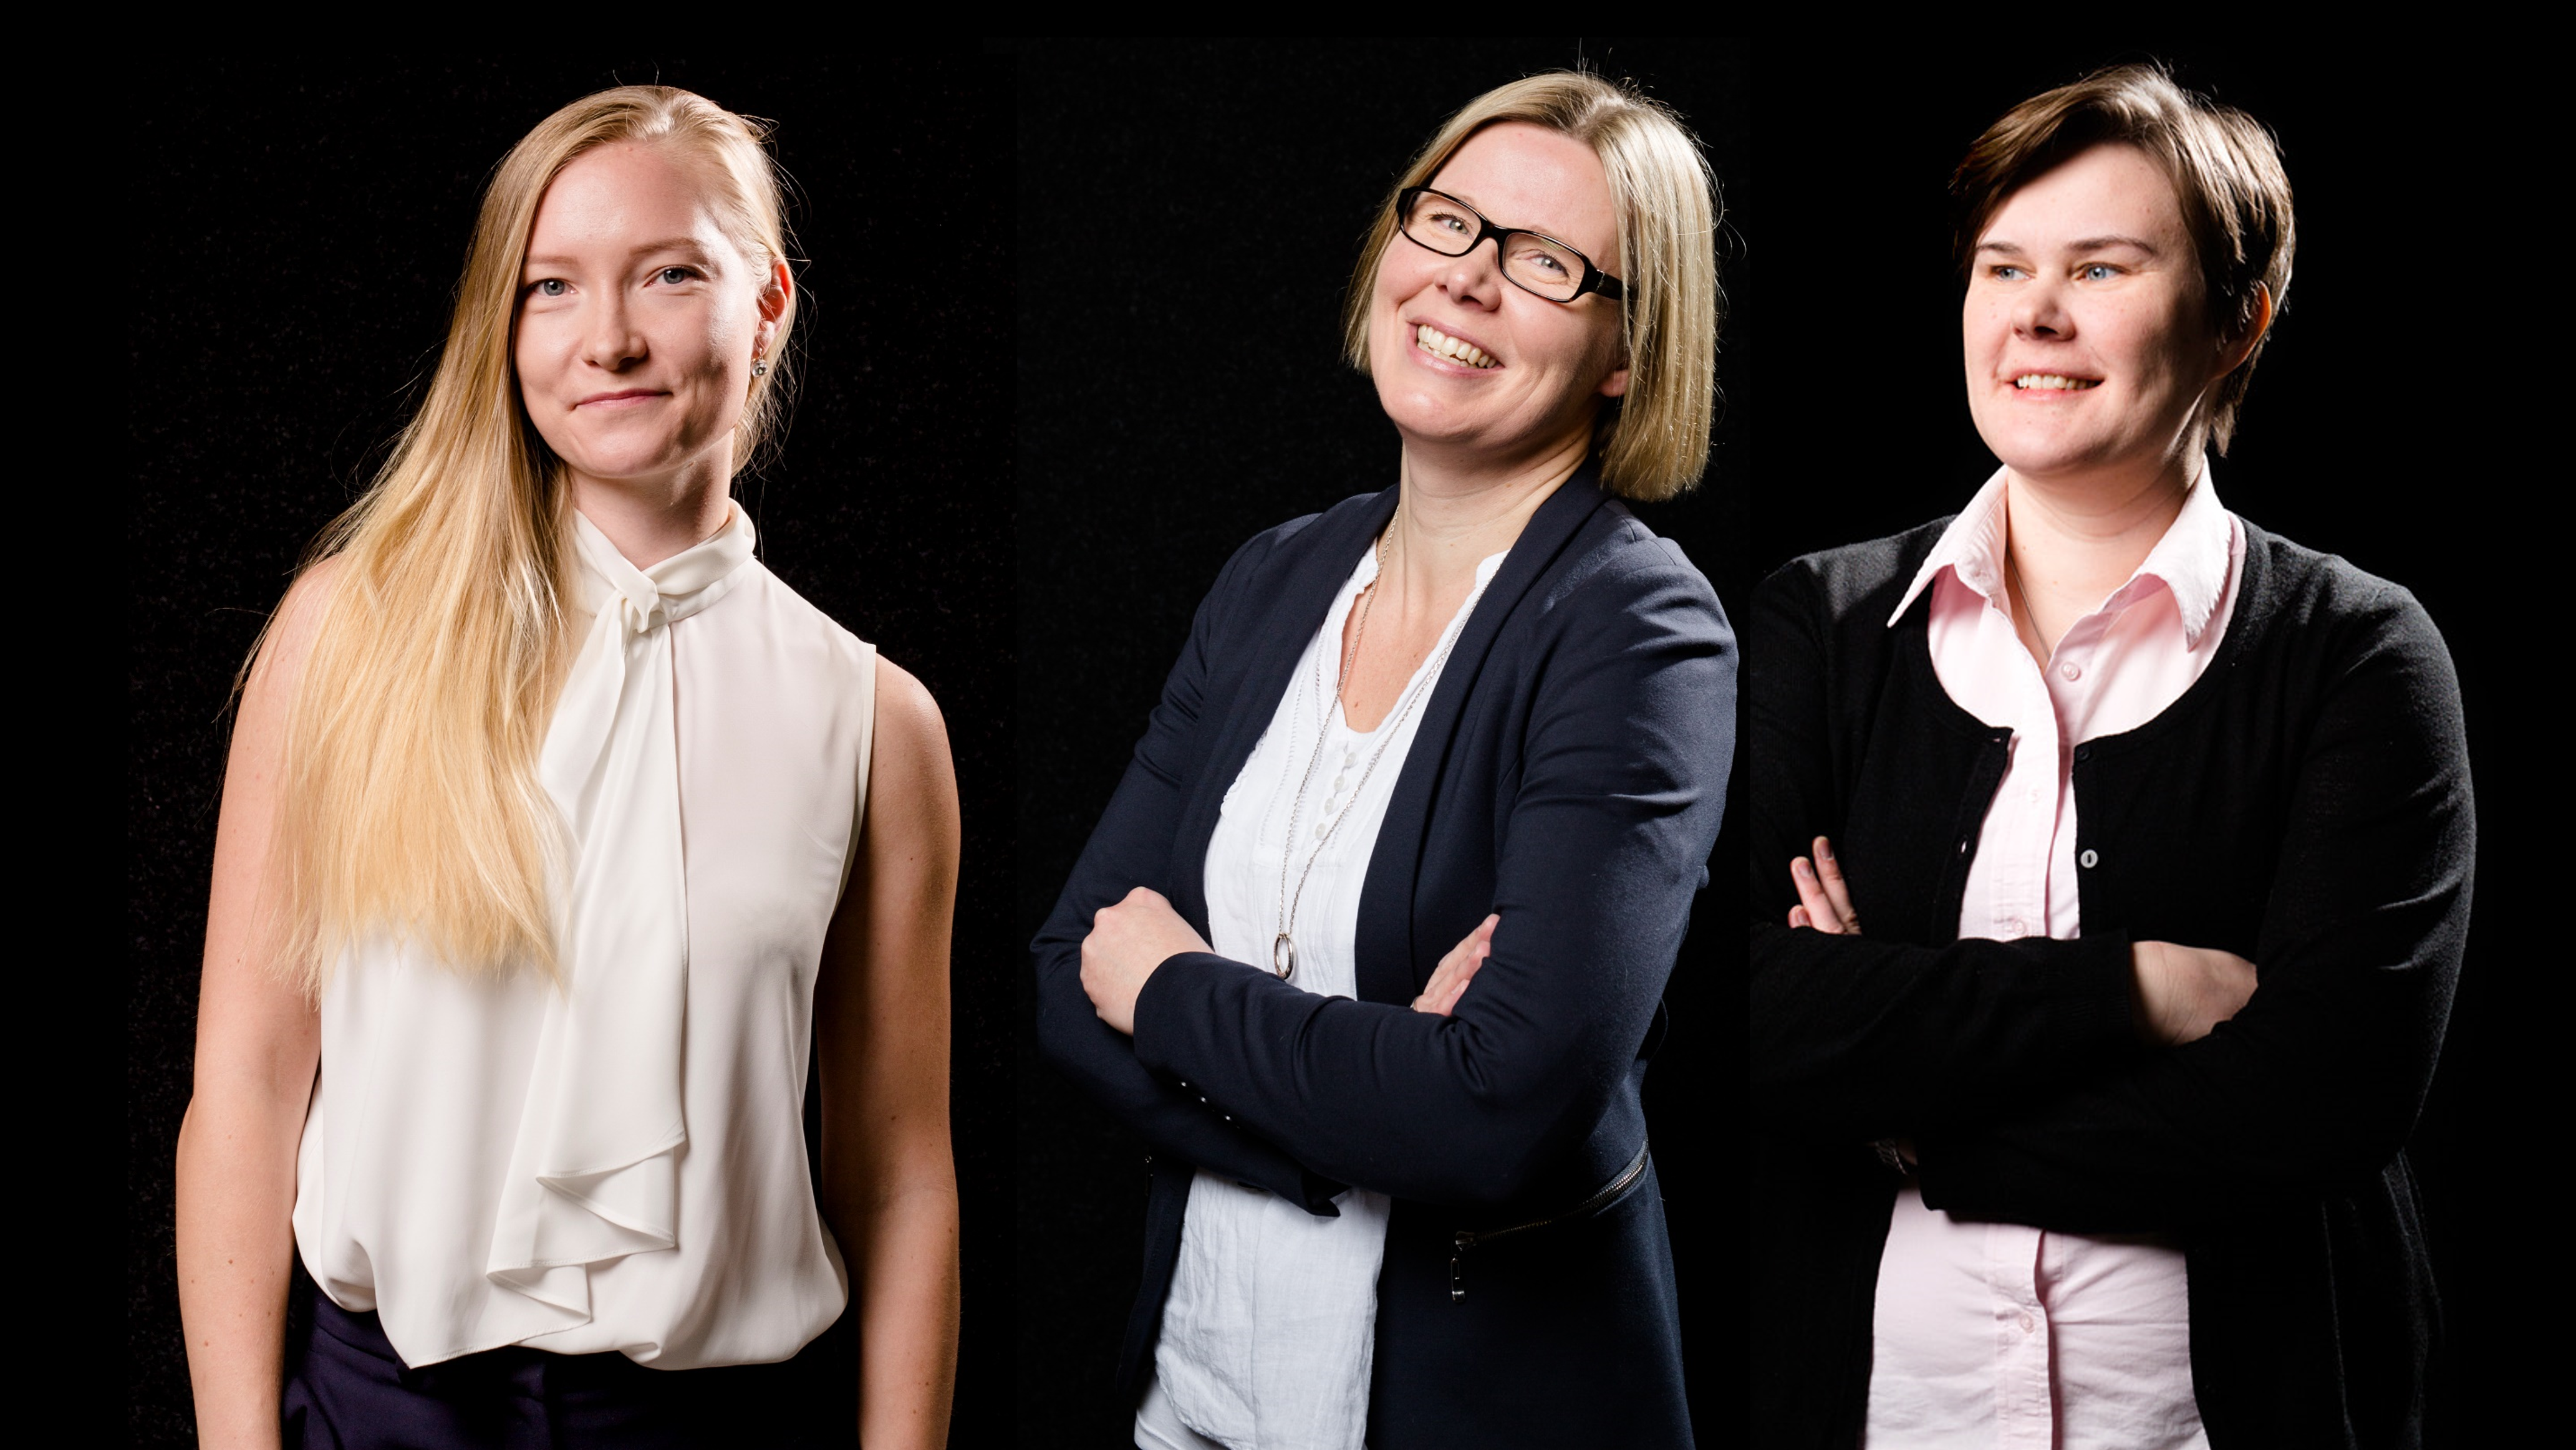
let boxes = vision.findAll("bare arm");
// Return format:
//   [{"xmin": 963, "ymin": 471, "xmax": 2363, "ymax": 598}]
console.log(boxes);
[
  {"xmin": 175, "ymin": 567, "xmax": 332, "ymax": 1450},
  {"xmin": 816, "ymin": 656, "xmax": 961, "ymax": 1449}
]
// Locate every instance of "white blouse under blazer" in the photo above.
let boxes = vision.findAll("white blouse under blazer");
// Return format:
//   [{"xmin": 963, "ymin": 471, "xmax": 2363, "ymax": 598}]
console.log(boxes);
[
  {"xmin": 293, "ymin": 504, "xmax": 876, "ymax": 1370},
  {"xmin": 1141, "ymin": 544, "xmax": 1503, "ymax": 1450}
]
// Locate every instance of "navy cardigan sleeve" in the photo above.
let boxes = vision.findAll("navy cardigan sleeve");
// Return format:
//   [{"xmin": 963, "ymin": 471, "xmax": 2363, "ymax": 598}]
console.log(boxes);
[
  {"xmin": 1916, "ymin": 579, "xmax": 2474, "ymax": 1231},
  {"xmin": 1030, "ymin": 530, "xmax": 1349, "ymax": 1213},
  {"xmin": 1126, "ymin": 541, "xmax": 1732, "ymax": 1209}
]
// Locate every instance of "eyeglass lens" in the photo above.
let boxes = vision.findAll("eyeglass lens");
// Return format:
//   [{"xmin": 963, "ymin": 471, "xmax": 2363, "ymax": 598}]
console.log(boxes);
[{"xmin": 1400, "ymin": 191, "xmax": 1593, "ymax": 302}]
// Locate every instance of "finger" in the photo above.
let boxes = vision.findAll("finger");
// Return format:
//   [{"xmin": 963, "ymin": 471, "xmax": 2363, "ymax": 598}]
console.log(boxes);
[
  {"xmin": 1436, "ymin": 972, "xmax": 1473, "ymax": 1014},
  {"xmin": 1445, "ymin": 914, "xmax": 1499, "ymax": 963},
  {"xmin": 1791, "ymin": 858, "xmax": 1844, "ymax": 934},
  {"xmin": 1811, "ymin": 837, "xmax": 1859, "ymax": 931},
  {"xmin": 1788, "ymin": 905, "xmax": 1811, "ymax": 929}
]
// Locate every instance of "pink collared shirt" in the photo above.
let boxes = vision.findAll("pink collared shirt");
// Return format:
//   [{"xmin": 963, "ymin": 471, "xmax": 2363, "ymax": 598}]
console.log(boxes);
[{"xmin": 1863, "ymin": 464, "xmax": 2242, "ymax": 1450}]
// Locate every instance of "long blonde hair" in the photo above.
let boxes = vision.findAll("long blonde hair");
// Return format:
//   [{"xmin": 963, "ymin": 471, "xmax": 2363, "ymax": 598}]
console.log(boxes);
[
  {"xmin": 261, "ymin": 86, "xmax": 798, "ymax": 994},
  {"xmin": 1341, "ymin": 70, "xmax": 1721, "ymax": 502}
]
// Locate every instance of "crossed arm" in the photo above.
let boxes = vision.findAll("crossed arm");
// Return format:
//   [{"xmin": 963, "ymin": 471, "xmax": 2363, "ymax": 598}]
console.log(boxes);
[
  {"xmin": 1748, "ymin": 569, "xmax": 2474, "ymax": 1234},
  {"xmin": 1033, "ymin": 545, "xmax": 1732, "ymax": 1211}
]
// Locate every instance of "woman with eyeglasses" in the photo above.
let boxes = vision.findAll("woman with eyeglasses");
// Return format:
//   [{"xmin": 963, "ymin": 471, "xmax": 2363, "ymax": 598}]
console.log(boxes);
[{"xmin": 1033, "ymin": 71, "xmax": 1730, "ymax": 1449}]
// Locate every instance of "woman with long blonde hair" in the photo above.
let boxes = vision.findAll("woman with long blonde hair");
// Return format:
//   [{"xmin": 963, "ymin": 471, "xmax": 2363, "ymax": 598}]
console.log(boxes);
[{"xmin": 174, "ymin": 86, "xmax": 960, "ymax": 1448}]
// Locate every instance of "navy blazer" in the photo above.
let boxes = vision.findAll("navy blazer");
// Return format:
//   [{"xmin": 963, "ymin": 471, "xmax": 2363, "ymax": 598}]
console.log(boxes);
[{"xmin": 1033, "ymin": 469, "xmax": 1734, "ymax": 1448}]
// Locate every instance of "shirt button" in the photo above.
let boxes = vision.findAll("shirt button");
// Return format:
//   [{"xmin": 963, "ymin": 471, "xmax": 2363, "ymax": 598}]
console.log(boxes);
[
  {"xmin": 2079, "ymin": 848, "xmax": 2100, "ymax": 869},
  {"xmin": 2059, "ymin": 662, "xmax": 2082, "ymax": 681},
  {"xmin": 2019, "ymin": 1313, "xmax": 2036, "ymax": 1333},
  {"xmin": 1999, "ymin": 919, "xmax": 2025, "ymax": 938}
]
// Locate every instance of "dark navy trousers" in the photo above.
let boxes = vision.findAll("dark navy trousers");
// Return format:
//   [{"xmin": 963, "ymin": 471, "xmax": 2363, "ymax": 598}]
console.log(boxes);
[{"xmin": 281, "ymin": 1265, "xmax": 849, "ymax": 1448}]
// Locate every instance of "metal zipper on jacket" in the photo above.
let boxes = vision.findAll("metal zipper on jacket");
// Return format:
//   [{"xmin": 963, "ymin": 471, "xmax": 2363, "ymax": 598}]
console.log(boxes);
[{"xmin": 1449, "ymin": 1140, "xmax": 1651, "ymax": 1303}]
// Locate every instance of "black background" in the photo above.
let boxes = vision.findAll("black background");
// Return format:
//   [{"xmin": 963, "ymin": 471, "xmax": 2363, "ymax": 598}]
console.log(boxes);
[
  {"xmin": 1746, "ymin": 42, "xmax": 2535, "ymax": 1442},
  {"xmin": 125, "ymin": 41, "xmax": 2537, "ymax": 1447},
  {"xmin": 1013, "ymin": 39, "xmax": 1750, "ymax": 1446},
  {"xmin": 125, "ymin": 59, "xmax": 1015, "ymax": 1446}
]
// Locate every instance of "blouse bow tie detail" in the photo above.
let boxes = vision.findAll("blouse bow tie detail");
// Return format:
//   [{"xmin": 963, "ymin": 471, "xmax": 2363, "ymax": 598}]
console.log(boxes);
[{"xmin": 485, "ymin": 504, "xmax": 758, "ymax": 1317}]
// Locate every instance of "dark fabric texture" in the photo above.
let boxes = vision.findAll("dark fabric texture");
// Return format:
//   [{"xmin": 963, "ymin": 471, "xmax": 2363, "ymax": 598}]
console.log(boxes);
[
  {"xmin": 1033, "ymin": 469, "xmax": 1735, "ymax": 1448},
  {"xmin": 1746, "ymin": 515, "xmax": 2474, "ymax": 1449},
  {"xmin": 280, "ymin": 1263, "xmax": 844, "ymax": 1448}
]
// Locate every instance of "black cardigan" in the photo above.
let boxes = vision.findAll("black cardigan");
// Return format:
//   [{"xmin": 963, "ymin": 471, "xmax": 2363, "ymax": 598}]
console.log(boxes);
[
  {"xmin": 1746, "ymin": 516, "xmax": 2473, "ymax": 1449},
  {"xmin": 1034, "ymin": 473, "xmax": 1734, "ymax": 1448}
]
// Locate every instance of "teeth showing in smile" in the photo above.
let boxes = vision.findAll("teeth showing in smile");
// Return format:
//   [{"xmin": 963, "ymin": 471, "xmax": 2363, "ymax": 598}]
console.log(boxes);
[
  {"xmin": 1417, "ymin": 323, "xmax": 1498, "ymax": 370},
  {"xmin": 2014, "ymin": 373, "xmax": 2099, "ymax": 391}
]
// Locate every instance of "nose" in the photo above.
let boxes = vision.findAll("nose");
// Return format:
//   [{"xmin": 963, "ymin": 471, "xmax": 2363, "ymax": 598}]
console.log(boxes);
[
  {"xmin": 581, "ymin": 286, "xmax": 647, "ymax": 372},
  {"xmin": 1436, "ymin": 235, "xmax": 1507, "ymax": 311},
  {"xmin": 2013, "ymin": 274, "xmax": 2070, "ymax": 340}
]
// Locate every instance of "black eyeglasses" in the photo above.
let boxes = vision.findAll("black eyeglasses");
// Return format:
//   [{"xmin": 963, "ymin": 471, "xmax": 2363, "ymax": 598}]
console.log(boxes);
[{"xmin": 1396, "ymin": 186, "xmax": 1624, "ymax": 304}]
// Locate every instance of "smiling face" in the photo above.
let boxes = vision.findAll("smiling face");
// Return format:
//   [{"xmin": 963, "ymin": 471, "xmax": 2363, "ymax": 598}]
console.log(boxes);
[
  {"xmin": 1963, "ymin": 142, "xmax": 2234, "ymax": 493},
  {"xmin": 1367, "ymin": 122, "xmax": 1629, "ymax": 474},
  {"xmin": 514, "ymin": 141, "xmax": 783, "ymax": 499}
]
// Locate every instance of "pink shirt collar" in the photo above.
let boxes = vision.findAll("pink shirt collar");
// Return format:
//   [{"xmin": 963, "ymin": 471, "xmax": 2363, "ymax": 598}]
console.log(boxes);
[{"xmin": 1888, "ymin": 460, "xmax": 2234, "ymax": 648}]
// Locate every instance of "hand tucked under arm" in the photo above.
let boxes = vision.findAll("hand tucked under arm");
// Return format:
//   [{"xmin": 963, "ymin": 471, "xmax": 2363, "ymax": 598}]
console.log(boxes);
[
  {"xmin": 1080, "ymin": 886, "xmax": 1214, "ymax": 1037},
  {"xmin": 1412, "ymin": 915, "xmax": 1498, "ymax": 1017},
  {"xmin": 1791, "ymin": 834, "xmax": 2256, "ymax": 1047}
]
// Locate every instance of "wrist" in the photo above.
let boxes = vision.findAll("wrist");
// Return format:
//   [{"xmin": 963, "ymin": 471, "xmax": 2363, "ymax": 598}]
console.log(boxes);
[{"xmin": 2128, "ymin": 939, "xmax": 2165, "ymax": 1045}]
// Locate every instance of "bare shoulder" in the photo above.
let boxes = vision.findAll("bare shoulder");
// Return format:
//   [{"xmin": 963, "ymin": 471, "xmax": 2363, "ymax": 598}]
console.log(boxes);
[
  {"xmin": 244, "ymin": 555, "xmax": 350, "ymax": 709},
  {"xmin": 866, "ymin": 656, "xmax": 960, "ymax": 852}
]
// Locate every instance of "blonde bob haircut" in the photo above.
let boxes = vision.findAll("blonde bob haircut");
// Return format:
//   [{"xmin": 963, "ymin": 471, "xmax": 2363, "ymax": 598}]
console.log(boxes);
[
  {"xmin": 1340, "ymin": 70, "xmax": 1720, "ymax": 502},
  {"xmin": 260, "ymin": 86, "xmax": 798, "ymax": 995}
]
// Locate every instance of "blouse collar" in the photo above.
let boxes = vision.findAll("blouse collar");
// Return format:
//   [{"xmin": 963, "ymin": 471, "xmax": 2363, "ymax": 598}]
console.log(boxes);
[
  {"xmin": 1889, "ymin": 459, "xmax": 2233, "ymax": 646},
  {"xmin": 567, "ymin": 502, "xmax": 759, "ymax": 630}
]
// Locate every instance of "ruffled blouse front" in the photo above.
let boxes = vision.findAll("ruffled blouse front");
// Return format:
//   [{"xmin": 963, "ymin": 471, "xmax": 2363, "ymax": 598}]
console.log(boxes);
[{"xmin": 293, "ymin": 504, "xmax": 880, "ymax": 1369}]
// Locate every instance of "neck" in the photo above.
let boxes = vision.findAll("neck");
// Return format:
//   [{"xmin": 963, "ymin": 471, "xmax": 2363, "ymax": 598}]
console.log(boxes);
[
  {"xmin": 2002, "ymin": 451, "xmax": 2197, "ymax": 600},
  {"xmin": 2000, "ymin": 449, "xmax": 2199, "ymax": 662},
  {"xmin": 1383, "ymin": 433, "xmax": 1586, "ymax": 608},
  {"xmin": 567, "ymin": 453, "xmax": 735, "ymax": 570}
]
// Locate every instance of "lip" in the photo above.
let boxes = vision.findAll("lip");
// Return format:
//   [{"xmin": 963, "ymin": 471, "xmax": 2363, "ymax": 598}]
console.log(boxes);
[
  {"xmin": 2000, "ymin": 370, "xmax": 2103, "ymax": 399},
  {"xmin": 1405, "ymin": 315, "xmax": 1503, "ymax": 373},
  {"xmin": 574, "ymin": 388, "xmax": 667, "ymax": 408}
]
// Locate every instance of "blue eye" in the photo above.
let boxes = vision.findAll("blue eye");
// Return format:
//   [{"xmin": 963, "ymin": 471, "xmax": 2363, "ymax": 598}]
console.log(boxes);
[
  {"xmin": 2082, "ymin": 264, "xmax": 2118, "ymax": 282},
  {"xmin": 657, "ymin": 266, "xmax": 695, "ymax": 285},
  {"xmin": 1990, "ymin": 265, "xmax": 2027, "ymax": 281},
  {"xmin": 531, "ymin": 278, "xmax": 568, "ymax": 298}
]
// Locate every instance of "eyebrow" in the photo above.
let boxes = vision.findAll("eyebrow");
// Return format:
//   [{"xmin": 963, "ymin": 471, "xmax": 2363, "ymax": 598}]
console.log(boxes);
[
  {"xmin": 523, "ymin": 238, "xmax": 718, "ymax": 269},
  {"xmin": 1975, "ymin": 234, "xmax": 2163, "ymax": 257}
]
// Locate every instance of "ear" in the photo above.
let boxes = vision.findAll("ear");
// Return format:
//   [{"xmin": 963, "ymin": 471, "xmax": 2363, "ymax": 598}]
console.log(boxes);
[
  {"xmin": 755, "ymin": 256, "xmax": 793, "ymax": 350},
  {"xmin": 2215, "ymin": 282, "xmax": 2274, "ymax": 380},
  {"xmin": 1597, "ymin": 352, "xmax": 1632, "ymax": 401}
]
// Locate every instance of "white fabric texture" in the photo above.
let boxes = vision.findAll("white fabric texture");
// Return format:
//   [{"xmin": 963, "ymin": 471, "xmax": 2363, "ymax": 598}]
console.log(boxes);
[
  {"xmin": 1141, "ymin": 542, "xmax": 1505, "ymax": 1450},
  {"xmin": 292, "ymin": 503, "xmax": 877, "ymax": 1369}
]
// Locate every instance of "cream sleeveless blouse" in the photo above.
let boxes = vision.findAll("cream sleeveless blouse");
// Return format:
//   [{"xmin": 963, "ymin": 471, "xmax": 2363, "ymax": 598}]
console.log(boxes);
[{"xmin": 292, "ymin": 503, "xmax": 878, "ymax": 1370}]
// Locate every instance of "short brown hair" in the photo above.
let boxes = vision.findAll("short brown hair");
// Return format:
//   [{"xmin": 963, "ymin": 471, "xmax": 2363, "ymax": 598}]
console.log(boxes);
[
  {"xmin": 1952, "ymin": 64, "xmax": 2293, "ymax": 453},
  {"xmin": 1341, "ymin": 71, "xmax": 1721, "ymax": 502}
]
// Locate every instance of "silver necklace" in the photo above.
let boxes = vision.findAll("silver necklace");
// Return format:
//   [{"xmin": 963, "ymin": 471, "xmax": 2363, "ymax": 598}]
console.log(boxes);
[{"xmin": 1270, "ymin": 514, "xmax": 1482, "ymax": 980}]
